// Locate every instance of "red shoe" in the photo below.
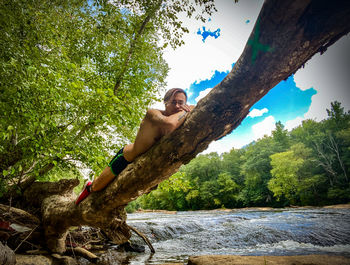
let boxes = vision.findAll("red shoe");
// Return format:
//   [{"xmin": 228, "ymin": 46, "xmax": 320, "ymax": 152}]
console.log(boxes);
[{"xmin": 75, "ymin": 181, "xmax": 92, "ymax": 205}]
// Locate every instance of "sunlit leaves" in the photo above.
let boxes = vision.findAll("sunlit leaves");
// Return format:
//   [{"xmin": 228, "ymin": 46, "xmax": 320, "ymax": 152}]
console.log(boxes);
[{"xmin": 0, "ymin": 0, "xmax": 169, "ymax": 190}]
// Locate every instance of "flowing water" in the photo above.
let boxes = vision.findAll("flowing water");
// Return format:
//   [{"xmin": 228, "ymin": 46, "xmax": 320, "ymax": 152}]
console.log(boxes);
[{"xmin": 97, "ymin": 207, "xmax": 350, "ymax": 264}]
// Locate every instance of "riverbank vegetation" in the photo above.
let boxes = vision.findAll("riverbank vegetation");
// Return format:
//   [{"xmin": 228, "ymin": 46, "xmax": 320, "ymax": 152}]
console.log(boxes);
[{"xmin": 127, "ymin": 102, "xmax": 350, "ymax": 212}]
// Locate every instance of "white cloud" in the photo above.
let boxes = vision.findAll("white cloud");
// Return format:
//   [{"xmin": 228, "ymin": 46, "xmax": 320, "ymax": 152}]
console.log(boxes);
[
  {"xmin": 203, "ymin": 134, "xmax": 252, "ymax": 154},
  {"xmin": 163, "ymin": 0, "xmax": 263, "ymax": 90},
  {"xmin": 248, "ymin": 108, "xmax": 268, "ymax": 118},
  {"xmin": 294, "ymin": 36, "xmax": 350, "ymax": 121},
  {"xmin": 252, "ymin": 116, "xmax": 276, "ymax": 140},
  {"xmin": 285, "ymin": 116, "xmax": 304, "ymax": 131},
  {"xmin": 195, "ymin": 87, "xmax": 212, "ymax": 102}
]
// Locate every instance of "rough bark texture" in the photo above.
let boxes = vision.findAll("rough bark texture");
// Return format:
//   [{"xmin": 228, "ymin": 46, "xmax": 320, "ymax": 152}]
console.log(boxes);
[
  {"xmin": 23, "ymin": 179, "xmax": 79, "ymax": 208},
  {"xmin": 0, "ymin": 204, "xmax": 40, "ymax": 225},
  {"xmin": 0, "ymin": 242, "xmax": 16, "ymax": 265},
  {"xmin": 36, "ymin": 0, "xmax": 350, "ymax": 253}
]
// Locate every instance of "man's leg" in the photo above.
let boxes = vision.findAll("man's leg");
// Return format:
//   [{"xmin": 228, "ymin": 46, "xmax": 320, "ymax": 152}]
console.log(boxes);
[
  {"xmin": 75, "ymin": 148, "xmax": 130, "ymax": 205},
  {"xmin": 75, "ymin": 111, "xmax": 165, "ymax": 205},
  {"xmin": 91, "ymin": 166, "xmax": 116, "ymax": 192}
]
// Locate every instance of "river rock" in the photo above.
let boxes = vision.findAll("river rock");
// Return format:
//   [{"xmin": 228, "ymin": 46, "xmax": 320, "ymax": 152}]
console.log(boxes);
[
  {"xmin": 187, "ymin": 255, "xmax": 350, "ymax": 265},
  {"xmin": 16, "ymin": 254, "xmax": 56, "ymax": 265},
  {"xmin": 16, "ymin": 254, "xmax": 78, "ymax": 265}
]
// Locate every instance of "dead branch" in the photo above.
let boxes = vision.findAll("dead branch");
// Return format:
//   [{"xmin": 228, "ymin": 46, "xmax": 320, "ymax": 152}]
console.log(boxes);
[
  {"xmin": 14, "ymin": 225, "xmax": 39, "ymax": 252},
  {"xmin": 66, "ymin": 247, "xmax": 98, "ymax": 263},
  {"xmin": 128, "ymin": 224, "xmax": 155, "ymax": 253}
]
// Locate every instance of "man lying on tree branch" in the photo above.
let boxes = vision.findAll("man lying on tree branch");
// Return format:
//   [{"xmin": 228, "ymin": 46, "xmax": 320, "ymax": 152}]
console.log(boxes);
[{"xmin": 76, "ymin": 88, "xmax": 194, "ymax": 205}]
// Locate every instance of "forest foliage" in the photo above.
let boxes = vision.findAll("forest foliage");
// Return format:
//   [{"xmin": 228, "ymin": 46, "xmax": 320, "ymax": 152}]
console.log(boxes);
[
  {"xmin": 0, "ymin": 0, "xmax": 215, "ymax": 198},
  {"xmin": 1, "ymin": 1, "xmax": 349, "ymax": 211},
  {"xmin": 127, "ymin": 102, "xmax": 350, "ymax": 212}
]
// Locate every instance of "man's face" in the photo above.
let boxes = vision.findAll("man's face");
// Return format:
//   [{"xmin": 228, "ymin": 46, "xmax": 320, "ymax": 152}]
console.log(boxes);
[{"xmin": 165, "ymin": 92, "xmax": 187, "ymax": 115}]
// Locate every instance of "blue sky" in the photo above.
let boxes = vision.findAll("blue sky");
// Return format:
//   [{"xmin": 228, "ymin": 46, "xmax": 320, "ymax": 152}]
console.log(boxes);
[
  {"xmin": 197, "ymin": 26, "xmax": 221, "ymax": 42},
  {"xmin": 160, "ymin": 0, "xmax": 350, "ymax": 154},
  {"xmin": 186, "ymin": 68, "xmax": 317, "ymax": 151}
]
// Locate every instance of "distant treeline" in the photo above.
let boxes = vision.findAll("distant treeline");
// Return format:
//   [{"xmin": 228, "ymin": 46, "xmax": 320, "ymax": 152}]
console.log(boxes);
[{"xmin": 127, "ymin": 102, "xmax": 350, "ymax": 212}]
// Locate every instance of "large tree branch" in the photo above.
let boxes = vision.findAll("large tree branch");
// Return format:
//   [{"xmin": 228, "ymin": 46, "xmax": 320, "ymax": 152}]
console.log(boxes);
[
  {"xmin": 113, "ymin": 0, "xmax": 162, "ymax": 95},
  {"xmin": 41, "ymin": 0, "xmax": 350, "ymax": 253}
]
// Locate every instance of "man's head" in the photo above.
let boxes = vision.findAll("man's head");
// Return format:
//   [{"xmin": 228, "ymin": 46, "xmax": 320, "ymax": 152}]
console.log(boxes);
[{"xmin": 164, "ymin": 88, "xmax": 187, "ymax": 115}]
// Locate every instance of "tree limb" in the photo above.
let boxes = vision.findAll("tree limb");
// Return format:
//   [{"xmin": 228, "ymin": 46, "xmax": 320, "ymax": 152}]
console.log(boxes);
[
  {"xmin": 113, "ymin": 1, "xmax": 162, "ymax": 95},
  {"xmin": 128, "ymin": 224, "xmax": 155, "ymax": 253}
]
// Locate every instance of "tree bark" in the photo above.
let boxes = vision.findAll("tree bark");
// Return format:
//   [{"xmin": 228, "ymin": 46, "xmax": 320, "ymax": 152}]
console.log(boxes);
[
  {"xmin": 0, "ymin": 242, "xmax": 16, "ymax": 265},
  {"xmin": 35, "ymin": 0, "xmax": 350, "ymax": 253}
]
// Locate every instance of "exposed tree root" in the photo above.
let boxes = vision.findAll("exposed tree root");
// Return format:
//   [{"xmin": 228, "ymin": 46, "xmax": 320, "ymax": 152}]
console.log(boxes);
[
  {"xmin": 1, "ymin": 202, "xmax": 151, "ymax": 264},
  {"xmin": 0, "ymin": 203, "xmax": 40, "ymax": 225}
]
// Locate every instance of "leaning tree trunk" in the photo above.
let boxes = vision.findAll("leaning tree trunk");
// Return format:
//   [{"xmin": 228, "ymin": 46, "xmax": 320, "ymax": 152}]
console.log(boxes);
[{"xmin": 30, "ymin": 0, "xmax": 350, "ymax": 253}]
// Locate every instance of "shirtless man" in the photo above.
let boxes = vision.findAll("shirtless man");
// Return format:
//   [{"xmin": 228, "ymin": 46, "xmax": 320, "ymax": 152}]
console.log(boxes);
[{"xmin": 75, "ymin": 88, "xmax": 193, "ymax": 204}]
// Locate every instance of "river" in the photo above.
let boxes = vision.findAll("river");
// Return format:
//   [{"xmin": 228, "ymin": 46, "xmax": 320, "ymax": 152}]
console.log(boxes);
[{"xmin": 96, "ymin": 207, "xmax": 350, "ymax": 264}]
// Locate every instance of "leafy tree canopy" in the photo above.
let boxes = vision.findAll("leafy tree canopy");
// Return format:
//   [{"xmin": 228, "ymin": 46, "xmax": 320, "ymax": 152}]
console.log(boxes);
[{"xmin": 0, "ymin": 0, "xmax": 216, "ymax": 197}]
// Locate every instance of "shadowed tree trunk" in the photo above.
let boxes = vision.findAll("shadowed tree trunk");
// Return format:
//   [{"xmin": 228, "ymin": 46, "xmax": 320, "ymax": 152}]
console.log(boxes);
[{"xmin": 23, "ymin": 0, "xmax": 350, "ymax": 253}]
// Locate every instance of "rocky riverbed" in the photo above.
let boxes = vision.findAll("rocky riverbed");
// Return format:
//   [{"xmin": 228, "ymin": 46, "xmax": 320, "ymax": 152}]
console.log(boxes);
[
  {"xmin": 12, "ymin": 254, "xmax": 350, "ymax": 265},
  {"xmin": 3, "ymin": 204, "xmax": 350, "ymax": 264}
]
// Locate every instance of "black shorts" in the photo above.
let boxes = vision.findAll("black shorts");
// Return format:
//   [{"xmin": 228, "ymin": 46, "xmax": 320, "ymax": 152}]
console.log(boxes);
[{"xmin": 108, "ymin": 148, "xmax": 131, "ymax": 176}]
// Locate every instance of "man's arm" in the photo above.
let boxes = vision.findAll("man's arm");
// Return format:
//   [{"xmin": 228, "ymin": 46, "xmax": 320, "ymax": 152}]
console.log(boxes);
[
  {"xmin": 145, "ymin": 108, "xmax": 189, "ymax": 135},
  {"xmin": 124, "ymin": 105, "xmax": 194, "ymax": 161}
]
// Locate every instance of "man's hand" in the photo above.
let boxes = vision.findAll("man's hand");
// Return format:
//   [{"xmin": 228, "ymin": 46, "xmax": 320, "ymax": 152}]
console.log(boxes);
[{"xmin": 180, "ymin": 104, "xmax": 195, "ymax": 112}]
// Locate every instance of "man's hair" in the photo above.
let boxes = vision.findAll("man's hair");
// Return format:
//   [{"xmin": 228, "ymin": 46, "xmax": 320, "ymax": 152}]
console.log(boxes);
[{"xmin": 163, "ymin": 88, "xmax": 187, "ymax": 103}]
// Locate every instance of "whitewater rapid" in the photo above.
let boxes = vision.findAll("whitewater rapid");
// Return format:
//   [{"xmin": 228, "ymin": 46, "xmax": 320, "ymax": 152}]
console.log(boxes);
[{"xmin": 96, "ymin": 207, "xmax": 350, "ymax": 264}]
